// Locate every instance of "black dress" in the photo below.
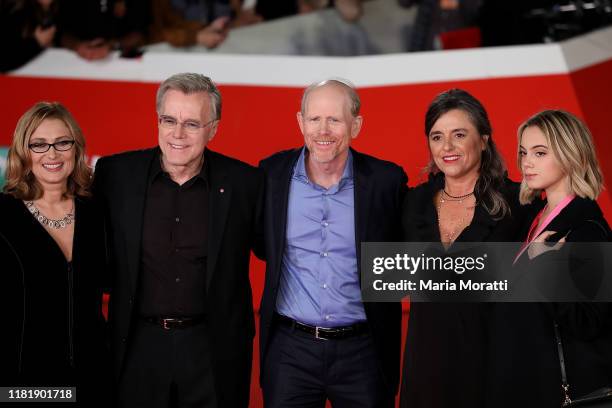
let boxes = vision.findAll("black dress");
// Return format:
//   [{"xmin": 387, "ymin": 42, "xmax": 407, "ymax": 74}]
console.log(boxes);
[
  {"xmin": 0, "ymin": 193, "xmax": 111, "ymax": 406},
  {"xmin": 485, "ymin": 197, "xmax": 612, "ymax": 407},
  {"xmin": 399, "ymin": 173, "xmax": 526, "ymax": 408}
]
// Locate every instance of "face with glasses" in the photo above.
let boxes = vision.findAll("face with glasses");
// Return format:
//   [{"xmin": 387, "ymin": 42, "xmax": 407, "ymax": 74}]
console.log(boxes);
[
  {"xmin": 158, "ymin": 89, "xmax": 218, "ymax": 177},
  {"xmin": 28, "ymin": 118, "xmax": 76, "ymax": 189}
]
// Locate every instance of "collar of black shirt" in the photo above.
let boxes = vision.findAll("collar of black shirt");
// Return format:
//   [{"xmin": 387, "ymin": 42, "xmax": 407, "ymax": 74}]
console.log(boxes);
[{"xmin": 148, "ymin": 148, "xmax": 210, "ymax": 188}]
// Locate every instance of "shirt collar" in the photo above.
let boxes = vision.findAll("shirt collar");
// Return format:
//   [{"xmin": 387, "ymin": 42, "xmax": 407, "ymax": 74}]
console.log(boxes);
[
  {"xmin": 293, "ymin": 147, "xmax": 354, "ymax": 183},
  {"xmin": 149, "ymin": 148, "xmax": 209, "ymax": 187}
]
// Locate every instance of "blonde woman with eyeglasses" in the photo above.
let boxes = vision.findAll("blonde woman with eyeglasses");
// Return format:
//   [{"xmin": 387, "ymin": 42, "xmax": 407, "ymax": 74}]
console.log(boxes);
[{"xmin": 0, "ymin": 102, "xmax": 112, "ymax": 406}]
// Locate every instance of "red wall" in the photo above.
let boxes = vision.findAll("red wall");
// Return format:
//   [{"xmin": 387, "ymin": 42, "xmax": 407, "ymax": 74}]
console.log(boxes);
[
  {"xmin": 570, "ymin": 59, "xmax": 612, "ymax": 209},
  {"xmin": 2, "ymin": 70, "xmax": 609, "ymax": 209}
]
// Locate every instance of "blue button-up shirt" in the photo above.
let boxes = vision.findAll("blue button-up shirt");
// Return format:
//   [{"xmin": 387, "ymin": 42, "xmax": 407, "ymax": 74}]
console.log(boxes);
[{"xmin": 276, "ymin": 148, "xmax": 366, "ymax": 327}]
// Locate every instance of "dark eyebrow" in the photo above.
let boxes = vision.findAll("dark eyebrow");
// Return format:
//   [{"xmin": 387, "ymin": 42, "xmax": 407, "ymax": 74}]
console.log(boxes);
[
  {"xmin": 29, "ymin": 135, "xmax": 71, "ymax": 143},
  {"xmin": 429, "ymin": 127, "xmax": 468, "ymax": 136}
]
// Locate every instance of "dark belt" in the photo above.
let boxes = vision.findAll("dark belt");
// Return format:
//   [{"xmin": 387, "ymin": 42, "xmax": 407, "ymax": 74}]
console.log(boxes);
[
  {"xmin": 142, "ymin": 315, "xmax": 206, "ymax": 330},
  {"xmin": 274, "ymin": 313, "xmax": 368, "ymax": 340}
]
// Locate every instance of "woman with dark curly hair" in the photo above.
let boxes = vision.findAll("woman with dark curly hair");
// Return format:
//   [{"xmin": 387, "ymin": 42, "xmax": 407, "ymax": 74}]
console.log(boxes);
[{"xmin": 400, "ymin": 89, "xmax": 526, "ymax": 408}]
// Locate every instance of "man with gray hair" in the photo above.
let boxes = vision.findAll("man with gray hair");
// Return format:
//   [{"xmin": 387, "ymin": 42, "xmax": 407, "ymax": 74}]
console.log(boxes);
[
  {"xmin": 258, "ymin": 79, "xmax": 407, "ymax": 407},
  {"xmin": 93, "ymin": 72, "xmax": 263, "ymax": 407}
]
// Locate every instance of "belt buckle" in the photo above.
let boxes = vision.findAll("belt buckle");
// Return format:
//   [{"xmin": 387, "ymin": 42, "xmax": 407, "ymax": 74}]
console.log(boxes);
[
  {"xmin": 315, "ymin": 326, "xmax": 328, "ymax": 341},
  {"xmin": 162, "ymin": 318, "xmax": 172, "ymax": 330}
]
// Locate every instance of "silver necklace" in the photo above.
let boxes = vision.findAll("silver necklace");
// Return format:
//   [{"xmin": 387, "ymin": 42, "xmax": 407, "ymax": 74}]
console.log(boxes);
[
  {"xmin": 25, "ymin": 201, "xmax": 74, "ymax": 229},
  {"xmin": 437, "ymin": 192, "xmax": 475, "ymax": 242}
]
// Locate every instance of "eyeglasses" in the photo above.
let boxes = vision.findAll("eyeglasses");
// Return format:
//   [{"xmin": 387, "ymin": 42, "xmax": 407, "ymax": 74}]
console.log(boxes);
[
  {"xmin": 158, "ymin": 115, "xmax": 216, "ymax": 134},
  {"xmin": 28, "ymin": 140, "xmax": 76, "ymax": 153}
]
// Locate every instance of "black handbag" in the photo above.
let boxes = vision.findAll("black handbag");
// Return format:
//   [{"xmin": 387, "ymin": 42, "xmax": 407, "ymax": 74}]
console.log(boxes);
[{"xmin": 554, "ymin": 322, "xmax": 612, "ymax": 407}]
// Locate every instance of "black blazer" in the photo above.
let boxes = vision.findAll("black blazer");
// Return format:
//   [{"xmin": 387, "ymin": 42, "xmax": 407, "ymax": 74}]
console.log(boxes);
[
  {"xmin": 0, "ymin": 193, "xmax": 111, "ymax": 406},
  {"xmin": 400, "ymin": 174, "xmax": 525, "ymax": 408},
  {"xmin": 258, "ymin": 147, "xmax": 408, "ymax": 394},
  {"xmin": 93, "ymin": 147, "xmax": 263, "ymax": 407},
  {"xmin": 486, "ymin": 197, "xmax": 612, "ymax": 408}
]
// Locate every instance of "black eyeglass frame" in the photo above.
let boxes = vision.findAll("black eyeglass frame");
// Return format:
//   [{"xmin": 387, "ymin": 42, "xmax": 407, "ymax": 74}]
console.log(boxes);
[{"xmin": 28, "ymin": 140, "xmax": 76, "ymax": 153}]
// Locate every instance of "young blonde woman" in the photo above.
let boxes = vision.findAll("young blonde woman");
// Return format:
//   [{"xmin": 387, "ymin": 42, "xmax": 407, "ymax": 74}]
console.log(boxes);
[{"xmin": 486, "ymin": 110, "xmax": 612, "ymax": 407}]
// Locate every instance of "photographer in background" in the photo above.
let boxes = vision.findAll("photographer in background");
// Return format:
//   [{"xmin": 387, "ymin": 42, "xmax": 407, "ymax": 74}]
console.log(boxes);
[
  {"xmin": 397, "ymin": 0, "xmax": 482, "ymax": 51},
  {"xmin": 1, "ymin": 0, "xmax": 58, "ymax": 72},
  {"xmin": 57, "ymin": 0, "xmax": 149, "ymax": 61},
  {"xmin": 149, "ymin": 0, "xmax": 233, "ymax": 49}
]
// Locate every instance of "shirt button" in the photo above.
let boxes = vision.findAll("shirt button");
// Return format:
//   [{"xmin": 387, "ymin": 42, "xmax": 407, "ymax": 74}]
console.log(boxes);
[
  {"xmin": 322, "ymin": 283, "xmax": 327, "ymax": 289},
  {"xmin": 321, "ymin": 252, "xmax": 328, "ymax": 257},
  {"xmin": 175, "ymin": 217, "xmax": 180, "ymax": 223},
  {"xmin": 175, "ymin": 277, "xmax": 181, "ymax": 283},
  {"xmin": 322, "ymin": 221, "xmax": 329, "ymax": 227},
  {"xmin": 325, "ymin": 315, "xmax": 330, "ymax": 320}
]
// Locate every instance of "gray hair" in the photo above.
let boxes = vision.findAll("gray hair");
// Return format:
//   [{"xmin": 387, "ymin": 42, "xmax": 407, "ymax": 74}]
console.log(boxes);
[
  {"xmin": 156, "ymin": 73, "xmax": 222, "ymax": 120},
  {"xmin": 300, "ymin": 78, "xmax": 361, "ymax": 117}
]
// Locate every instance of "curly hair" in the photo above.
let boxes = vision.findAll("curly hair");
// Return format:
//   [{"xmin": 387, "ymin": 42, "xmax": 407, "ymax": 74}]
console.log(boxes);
[{"xmin": 424, "ymin": 88, "xmax": 510, "ymax": 219}]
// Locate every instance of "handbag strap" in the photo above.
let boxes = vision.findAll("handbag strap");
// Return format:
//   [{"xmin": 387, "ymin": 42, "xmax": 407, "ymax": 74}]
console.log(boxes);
[
  {"xmin": 554, "ymin": 321, "xmax": 573, "ymax": 406},
  {"xmin": 553, "ymin": 220, "xmax": 609, "ymax": 407}
]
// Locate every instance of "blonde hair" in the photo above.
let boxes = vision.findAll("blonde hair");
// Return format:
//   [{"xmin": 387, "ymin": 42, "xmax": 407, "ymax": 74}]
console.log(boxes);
[
  {"xmin": 4, "ymin": 101, "xmax": 92, "ymax": 200},
  {"xmin": 517, "ymin": 110, "xmax": 603, "ymax": 204}
]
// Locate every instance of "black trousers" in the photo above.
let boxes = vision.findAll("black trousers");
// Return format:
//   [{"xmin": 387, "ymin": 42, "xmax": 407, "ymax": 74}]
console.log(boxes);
[
  {"xmin": 262, "ymin": 323, "xmax": 394, "ymax": 408},
  {"xmin": 119, "ymin": 320, "xmax": 217, "ymax": 408}
]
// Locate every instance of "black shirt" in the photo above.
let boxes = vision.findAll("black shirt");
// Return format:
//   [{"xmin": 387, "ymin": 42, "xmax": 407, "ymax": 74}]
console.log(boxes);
[{"xmin": 138, "ymin": 152, "xmax": 209, "ymax": 317}]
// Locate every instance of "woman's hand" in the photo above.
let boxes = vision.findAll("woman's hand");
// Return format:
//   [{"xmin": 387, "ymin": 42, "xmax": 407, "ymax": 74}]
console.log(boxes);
[
  {"xmin": 528, "ymin": 230, "xmax": 566, "ymax": 260},
  {"xmin": 34, "ymin": 25, "xmax": 56, "ymax": 48},
  {"xmin": 196, "ymin": 17, "xmax": 230, "ymax": 49}
]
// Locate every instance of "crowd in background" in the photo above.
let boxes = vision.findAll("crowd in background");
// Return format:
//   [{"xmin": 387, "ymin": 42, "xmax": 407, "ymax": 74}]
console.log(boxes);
[
  {"xmin": 2, "ymin": 0, "xmax": 612, "ymax": 72},
  {"xmin": 1, "ymin": 0, "xmax": 364, "ymax": 72}
]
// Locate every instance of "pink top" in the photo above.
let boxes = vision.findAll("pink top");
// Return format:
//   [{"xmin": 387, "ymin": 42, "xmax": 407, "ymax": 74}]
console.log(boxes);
[{"xmin": 514, "ymin": 195, "xmax": 575, "ymax": 264}]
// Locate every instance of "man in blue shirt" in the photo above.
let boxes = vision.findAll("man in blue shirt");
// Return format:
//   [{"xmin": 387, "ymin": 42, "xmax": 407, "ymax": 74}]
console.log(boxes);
[{"xmin": 258, "ymin": 78, "xmax": 408, "ymax": 407}]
